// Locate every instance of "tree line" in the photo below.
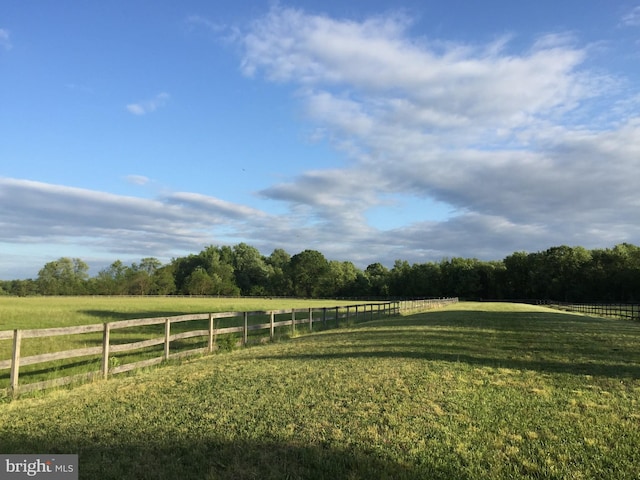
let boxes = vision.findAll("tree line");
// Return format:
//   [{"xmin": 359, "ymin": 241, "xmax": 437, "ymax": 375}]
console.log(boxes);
[{"xmin": 1, "ymin": 243, "xmax": 639, "ymax": 302}]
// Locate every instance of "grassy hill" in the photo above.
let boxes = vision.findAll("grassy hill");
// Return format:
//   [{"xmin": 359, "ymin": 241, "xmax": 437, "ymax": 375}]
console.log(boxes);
[{"xmin": 1, "ymin": 302, "xmax": 639, "ymax": 479}]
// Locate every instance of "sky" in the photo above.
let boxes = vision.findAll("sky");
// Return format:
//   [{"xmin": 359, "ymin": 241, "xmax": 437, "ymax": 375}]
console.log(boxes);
[{"xmin": 1, "ymin": 1, "xmax": 640, "ymax": 279}]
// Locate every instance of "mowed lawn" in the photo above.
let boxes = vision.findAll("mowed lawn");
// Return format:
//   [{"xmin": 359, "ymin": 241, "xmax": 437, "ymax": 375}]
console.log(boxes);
[{"xmin": 1, "ymin": 302, "xmax": 639, "ymax": 479}]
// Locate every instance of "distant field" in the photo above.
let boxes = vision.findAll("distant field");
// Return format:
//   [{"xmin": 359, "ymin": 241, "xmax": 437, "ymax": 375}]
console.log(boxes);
[
  {"xmin": 0, "ymin": 296, "xmax": 363, "ymax": 330},
  {"xmin": 0, "ymin": 296, "xmax": 368, "ymax": 389},
  {"xmin": 1, "ymin": 302, "xmax": 638, "ymax": 479}
]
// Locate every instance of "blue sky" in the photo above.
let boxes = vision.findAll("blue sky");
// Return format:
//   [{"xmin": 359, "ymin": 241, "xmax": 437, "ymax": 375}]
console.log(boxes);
[{"xmin": 1, "ymin": 1, "xmax": 640, "ymax": 279}]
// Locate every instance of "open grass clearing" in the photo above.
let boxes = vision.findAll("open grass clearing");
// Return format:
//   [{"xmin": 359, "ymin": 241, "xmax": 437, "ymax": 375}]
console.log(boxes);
[{"xmin": 0, "ymin": 302, "xmax": 639, "ymax": 479}]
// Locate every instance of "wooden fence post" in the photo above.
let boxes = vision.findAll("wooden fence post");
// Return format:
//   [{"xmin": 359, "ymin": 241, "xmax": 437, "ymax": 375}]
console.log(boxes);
[
  {"xmin": 164, "ymin": 318, "xmax": 171, "ymax": 361},
  {"xmin": 102, "ymin": 323, "xmax": 110, "ymax": 380},
  {"xmin": 10, "ymin": 329, "xmax": 21, "ymax": 395},
  {"xmin": 208, "ymin": 313, "xmax": 214, "ymax": 353},
  {"xmin": 309, "ymin": 308, "xmax": 313, "ymax": 332},
  {"xmin": 291, "ymin": 310, "xmax": 296, "ymax": 336},
  {"xmin": 270, "ymin": 311, "xmax": 275, "ymax": 340},
  {"xmin": 243, "ymin": 312, "xmax": 248, "ymax": 346},
  {"xmin": 335, "ymin": 306, "xmax": 339, "ymax": 327}
]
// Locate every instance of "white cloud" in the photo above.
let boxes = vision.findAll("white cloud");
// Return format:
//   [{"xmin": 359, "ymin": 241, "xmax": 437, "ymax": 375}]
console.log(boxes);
[
  {"xmin": 0, "ymin": 177, "xmax": 267, "ymax": 261},
  {"xmin": 621, "ymin": 6, "xmax": 640, "ymax": 26},
  {"xmin": 125, "ymin": 175, "xmax": 150, "ymax": 186},
  {"xmin": 126, "ymin": 92, "xmax": 170, "ymax": 115},
  {"xmin": 238, "ymin": 7, "xmax": 640, "ymax": 262},
  {"xmin": 0, "ymin": 29, "xmax": 12, "ymax": 50},
  {"xmin": 261, "ymin": 168, "xmax": 383, "ymax": 234},
  {"xmin": 241, "ymin": 8, "xmax": 595, "ymax": 131},
  {"xmin": 167, "ymin": 192, "xmax": 269, "ymax": 220},
  {"xmin": 3, "ymin": 7, "xmax": 640, "ymax": 278}
]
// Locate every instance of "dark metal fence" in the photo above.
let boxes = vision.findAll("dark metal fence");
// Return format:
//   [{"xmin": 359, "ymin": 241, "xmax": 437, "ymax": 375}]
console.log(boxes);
[{"xmin": 547, "ymin": 302, "xmax": 640, "ymax": 321}]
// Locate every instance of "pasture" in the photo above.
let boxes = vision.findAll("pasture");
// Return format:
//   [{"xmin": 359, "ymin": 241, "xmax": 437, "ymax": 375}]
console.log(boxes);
[
  {"xmin": 0, "ymin": 301, "xmax": 639, "ymax": 479},
  {"xmin": 0, "ymin": 296, "xmax": 364, "ymax": 330},
  {"xmin": 0, "ymin": 296, "xmax": 368, "ymax": 391}
]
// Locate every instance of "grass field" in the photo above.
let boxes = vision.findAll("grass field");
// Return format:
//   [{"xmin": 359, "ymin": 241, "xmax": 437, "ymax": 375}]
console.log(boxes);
[
  {"xmin": 0, "ymin": 296, "xmax": 366, "ymax": 330},
  {"xmin": 1, "ymin": 302, "xmax": 639, "ymax": 479},
  {"xmin": 0, "ymin": 296, "xmax": 367, "ymax": 389}
]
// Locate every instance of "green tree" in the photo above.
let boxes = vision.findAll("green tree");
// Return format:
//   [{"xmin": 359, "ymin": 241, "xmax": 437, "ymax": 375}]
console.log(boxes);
[
  {"xmin": 199, "ymin": 246, "xmax": 239, "ymax": 295},
  {"xmin": 440, "ymin": 258, "xmax": 482, "ymax": 299},
  {"xmin": 232, "ymin": 243, "xmax": 269, "ymax": 295},
  {"xmin": 364, "ymin": 263, "xmax": 390, "ymax": 297},
  {"xmin": 1, "ymin": 279, "xmax": 38, "ymax": 296},
  {"xmin": 125, "ymin": 258, "xmax": 162, "ymax": 295},
  {"xmin": 289, "ymin": 250, "xmax": 330, "ymax": 298},
  {"xmin": 94, "ymin": 260, "xmax": 128, "ymax": 295},
  {"xmin": 323, "ymin": 260, "xmax": 363, "ymax": 297},
  {"xmin": 266, "ymin": 249, "xmax": 292, "ymax": 296},
  {"xmin": 172, "ymin": 246, "xmax": 239, "ymax": 296},
  {"xmin": 184, "ymin": 267, "xmax": 215, "ymax": 295},
  {"xmin": 607, "ymin": 243, "xmax": 640, "ymax": 301},
  {"xmin": 389, "ymin": 260, "xmax": 411, "ymax": 296},
  {"xmin": 151, "ymin": 264, "xmax": 176, "ymax": 295},
  {"xmin": 37, "ymin": 257, "xmax": 89, "ymax": 295},
  {"xmin": 536, "ymin": 246, "xmax": 592, "ymax": 301},
  {"xmin": 479, "ymin": 261, "xmax": 506, "ymax": 299},
  {"xmin": 409, "ymin": 262, "xmax": 442, "ymax": 297},
  {"xmin": 172, "ymin": 254, "xmax": 202, "ymax": 293},
  {"xmin": 503, "ymin": 251, "xmax": 534, "ymax": 299}
]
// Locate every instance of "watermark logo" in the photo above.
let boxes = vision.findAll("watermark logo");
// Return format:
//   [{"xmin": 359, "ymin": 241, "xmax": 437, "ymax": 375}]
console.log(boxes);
[{"xmin": 1, "ymin": 455, "xmax": 77, "ymax": 479}]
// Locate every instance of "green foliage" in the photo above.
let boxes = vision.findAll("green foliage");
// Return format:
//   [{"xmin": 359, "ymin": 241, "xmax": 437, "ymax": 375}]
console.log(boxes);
[
  {"xmin": 365, "ymin": 262, "xmax": 390, "ymax": 296},
  {"xmin": 325, "ymin": 261, "xmax": 363, "ymax": 297},
  {"xmin": 37, "ymin": 257, "xmax": 89, "ymax": 295},
  {"xmin": 6, "ymin": 243, "xmax": 640, "ymax": 301},
  {"xmin": 217, "ymin": 334, "xmax": 238, "ymax": 352},
  {"xmin": 289, "ymin": 249, "xmax": 330, "ymax": 298},
  {"xmin": 233, "ymin": 243, "xmax": 270, "ymax": 295},
  {"xmin": 184, "ymin": 267, "xmax": 216, "ymax": 295}
]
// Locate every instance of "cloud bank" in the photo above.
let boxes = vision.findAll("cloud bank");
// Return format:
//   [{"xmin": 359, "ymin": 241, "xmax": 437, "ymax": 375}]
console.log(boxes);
[
  {"xmin": 242, "ymin": 7, "xmax": 640, "ymax": 259},
  {"xmin": 2, "ymin": 6, "xmax": 640, "ymax": 278}
]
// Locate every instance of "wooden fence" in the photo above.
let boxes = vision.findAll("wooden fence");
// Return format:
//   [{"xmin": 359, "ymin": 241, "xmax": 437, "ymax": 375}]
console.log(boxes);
[
  {"xmin": 0, "ymin": 298, "xmax": 458, "ymax": 397},
  {"xmin": 549, "ymin": 302, "xmax": 640, "ymax": 321}
]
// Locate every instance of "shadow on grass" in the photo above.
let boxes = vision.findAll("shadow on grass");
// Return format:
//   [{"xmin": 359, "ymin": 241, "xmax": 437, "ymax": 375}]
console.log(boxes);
[
  {"xmin": 256, "ymin": 310, "xmax": 640, "ymax": 379},
  {"xmin": 0, "ymin": 433, "xmax": 465, "ymax": 480}
]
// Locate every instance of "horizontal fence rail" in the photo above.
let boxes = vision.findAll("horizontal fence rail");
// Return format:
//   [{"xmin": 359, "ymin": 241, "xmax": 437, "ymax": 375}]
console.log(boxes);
[
  {"xmin": 1, "ymin": 298, "xmax": 458, "ymax": 397},
  {"xmin": 548, "ymin": 302, "xmax": 640, "ymax": 321}
]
